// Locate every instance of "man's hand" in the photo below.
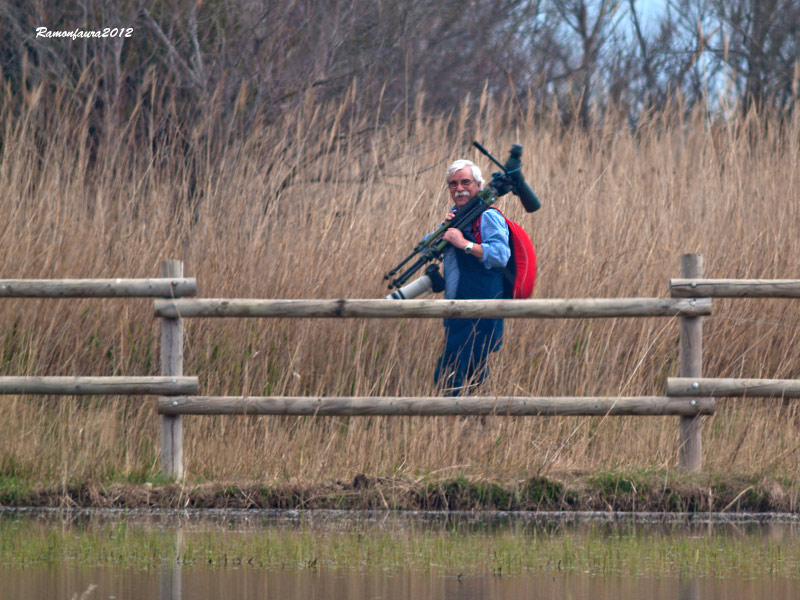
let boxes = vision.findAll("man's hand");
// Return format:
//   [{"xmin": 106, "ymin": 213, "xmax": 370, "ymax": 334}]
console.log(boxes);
[
  {"xmin": 442, "ymin": 227, "xmax": 468, "ymax": 249},
  {"xmin": 442, "ymin": 209, "xmax": 483, "ymax": 258},
  {"xmin": 442, "ymin": 210, "xmax": 466, "ymax": 248}
]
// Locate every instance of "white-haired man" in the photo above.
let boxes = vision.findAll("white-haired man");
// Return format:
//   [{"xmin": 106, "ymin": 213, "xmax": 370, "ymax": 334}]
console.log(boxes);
[{"xmin": 433, "ymin": 159, "xmax": 510, "ymax": 395}]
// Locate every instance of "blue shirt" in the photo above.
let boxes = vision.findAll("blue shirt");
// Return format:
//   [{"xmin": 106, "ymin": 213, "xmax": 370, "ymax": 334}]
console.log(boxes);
[{"xmin": 441, "ymin": 208, "xmax": 510, "ymax": 299}]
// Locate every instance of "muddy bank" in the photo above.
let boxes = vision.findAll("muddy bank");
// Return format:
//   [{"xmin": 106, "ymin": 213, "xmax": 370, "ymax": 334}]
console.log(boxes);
[{"xmin": 3, "ymin": 471, "xmax": 799, "ymax": 513}]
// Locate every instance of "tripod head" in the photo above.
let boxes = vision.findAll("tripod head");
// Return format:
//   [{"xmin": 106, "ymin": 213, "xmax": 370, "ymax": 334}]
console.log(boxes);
[{"xmin": 473, "ymin": 142, "xmax": 541, "ymax": 213}]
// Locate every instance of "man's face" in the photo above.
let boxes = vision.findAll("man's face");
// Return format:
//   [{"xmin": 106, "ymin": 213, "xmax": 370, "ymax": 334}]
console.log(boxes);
[{"xmin": 448, "ymin": 166, "xmax": 480, "ymax": 208}]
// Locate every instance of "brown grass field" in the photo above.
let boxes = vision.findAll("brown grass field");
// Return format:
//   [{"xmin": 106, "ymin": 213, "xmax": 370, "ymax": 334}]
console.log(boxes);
[{"xmin": 1, "ymin": 83, "xmax": 799, "ymax": 499}]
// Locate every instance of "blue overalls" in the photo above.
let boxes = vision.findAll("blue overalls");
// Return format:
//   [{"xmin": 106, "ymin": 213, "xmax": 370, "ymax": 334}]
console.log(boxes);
[{"xmin": 433, "ymin": 220, "xmax": 505, "ymax": 395}]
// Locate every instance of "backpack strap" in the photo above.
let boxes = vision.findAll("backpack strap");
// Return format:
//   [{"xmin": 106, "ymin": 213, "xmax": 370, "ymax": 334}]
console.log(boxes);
[{"xmin": 471, "ymin": 207, "xmax": 503, "ymax": 244}]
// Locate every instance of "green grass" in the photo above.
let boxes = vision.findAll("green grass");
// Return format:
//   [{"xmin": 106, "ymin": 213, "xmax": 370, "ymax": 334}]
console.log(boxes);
[{"xmin": 1, "ymin": 512, "xmax": 799, "ymax": 578}]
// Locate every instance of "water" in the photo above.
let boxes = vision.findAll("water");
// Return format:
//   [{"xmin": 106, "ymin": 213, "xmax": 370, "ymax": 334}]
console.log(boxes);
[
  {"xmin": 7, "ymin": 567, "xmax": 800, "ymax": 600},
  {"xmin": 2, "ymin": 509, "xmax": 799, "ymax": 600}
]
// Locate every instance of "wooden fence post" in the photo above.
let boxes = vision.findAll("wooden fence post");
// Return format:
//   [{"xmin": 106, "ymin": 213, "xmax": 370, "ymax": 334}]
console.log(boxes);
[
  {"xmin": 160, "ymin": 260, "xmax": 184, "ymax": 479},
  {"xmin": 679, "ymin": 253, "xmax": 703, "ymax": 471}
]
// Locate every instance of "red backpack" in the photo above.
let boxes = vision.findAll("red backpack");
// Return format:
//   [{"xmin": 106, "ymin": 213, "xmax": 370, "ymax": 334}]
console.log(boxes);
[{"xmin": 472, "ymin": 208, "xmax": 537, "ymax": 299}]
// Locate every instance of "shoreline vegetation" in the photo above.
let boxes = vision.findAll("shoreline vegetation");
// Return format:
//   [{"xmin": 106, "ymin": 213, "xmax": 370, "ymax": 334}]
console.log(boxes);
[
  {"xmin": 1, "ymin": 470, "xmax": 798, "ymax": 513},
  {"xmin": 1, "ymin": 80, "xmax": 799, "ymax": 507}
]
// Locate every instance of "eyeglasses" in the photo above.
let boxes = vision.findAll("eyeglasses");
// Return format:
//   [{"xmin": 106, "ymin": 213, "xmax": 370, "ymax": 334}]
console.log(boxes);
[{"xmin": 447, "ymin": 179, "xmax": 476, "ymax": 189}]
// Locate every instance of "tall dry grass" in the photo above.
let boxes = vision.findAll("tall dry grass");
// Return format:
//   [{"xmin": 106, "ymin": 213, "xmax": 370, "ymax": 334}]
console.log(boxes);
[{"xmin": 1, "ymin": 82, "xmax": 799, "ymax": 488}]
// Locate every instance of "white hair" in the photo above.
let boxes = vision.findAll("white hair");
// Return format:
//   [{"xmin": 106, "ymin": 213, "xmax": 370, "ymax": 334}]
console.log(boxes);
[{"xmin": 445, "ymin": 159, "xmax": 484, "ymax": 189}]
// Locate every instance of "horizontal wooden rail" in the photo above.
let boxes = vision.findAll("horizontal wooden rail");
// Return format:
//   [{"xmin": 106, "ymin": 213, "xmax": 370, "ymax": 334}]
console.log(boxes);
[
  {"xmin": 671, "ymin": 279, "xmax": 800, "ymax": 298},
  {"xmin": 0, "ymin": 278, "xmax": 197, "ymax": 298},
  {"xmin": 154, "ymin": 297, "xmax": 712, "ymax": 319},
  {"xmin": 0, "ymin": 376, "xmax": 198, "ymax": 395},
  {"xmin": 668, "ymin": 377, "xmax": 800, "ymax": 398},
  {"xmin": 158, "ymin": 395, "xmax": 714, "ymax": 416}
]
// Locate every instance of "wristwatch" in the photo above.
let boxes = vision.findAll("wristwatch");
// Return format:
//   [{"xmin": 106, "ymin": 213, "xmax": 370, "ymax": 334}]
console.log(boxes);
[{"xmin": 464, "ymin": 242, "xmax": 474, "ymax": 254}]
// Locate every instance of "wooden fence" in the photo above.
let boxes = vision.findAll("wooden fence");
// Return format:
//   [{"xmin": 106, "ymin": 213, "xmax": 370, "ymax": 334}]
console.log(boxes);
[{"xmin": 3, "ymin": 254, "xmax": 800, "ymax": 479}]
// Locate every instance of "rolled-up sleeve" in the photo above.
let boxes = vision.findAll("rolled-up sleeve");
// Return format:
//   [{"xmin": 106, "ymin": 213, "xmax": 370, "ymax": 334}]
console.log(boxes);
[{"xmin": 479, "ymin": 210, "xmax": 510, "ymax": 269}]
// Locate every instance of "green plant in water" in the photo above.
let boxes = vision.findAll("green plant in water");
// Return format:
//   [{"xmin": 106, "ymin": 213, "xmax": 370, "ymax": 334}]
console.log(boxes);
[{"xmin": 2, "ymin": 514, "xmax": 800, "ymax": 579}]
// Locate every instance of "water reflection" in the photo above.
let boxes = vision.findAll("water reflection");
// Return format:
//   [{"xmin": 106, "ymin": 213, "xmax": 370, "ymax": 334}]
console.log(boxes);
[
  {"xmin": 159, "ymin": 528, "xmax": 183, "ymax": 600},
  {"xmin": 7, "ymin": 505, "xmax": 798, "ymax": 533},
  {"xmin": 679, "ymin": 578, "xmax": 699, "ymax": 600},
  {"xmin": 159, "ymin": 565, "xmax": 181, "ymax": 600},
  {"xmin": 8, "ymin": 567, "xmax": 800, "ymax": 600}
]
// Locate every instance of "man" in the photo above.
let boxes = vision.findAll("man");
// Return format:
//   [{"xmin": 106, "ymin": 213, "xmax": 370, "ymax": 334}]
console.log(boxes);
[{"xmin": 434, "ymin": 159, "xmax": 510, "ymax": 395}]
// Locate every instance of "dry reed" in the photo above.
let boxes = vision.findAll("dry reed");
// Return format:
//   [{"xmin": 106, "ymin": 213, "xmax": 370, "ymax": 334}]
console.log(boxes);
[{"xmin": 1, "ymin": 82, "xmax": 799, "ymax": 489}]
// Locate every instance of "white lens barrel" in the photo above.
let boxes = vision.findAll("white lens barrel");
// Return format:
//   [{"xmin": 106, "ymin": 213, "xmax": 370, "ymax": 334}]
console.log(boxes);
[{"xmin": 386, "ymin": 275, "xmax": 433, "ymax": 300}]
